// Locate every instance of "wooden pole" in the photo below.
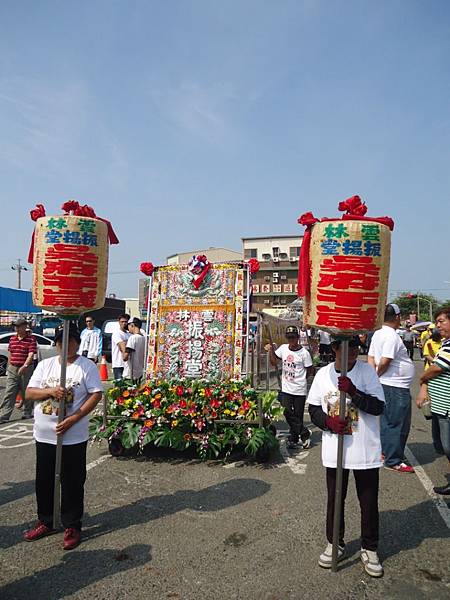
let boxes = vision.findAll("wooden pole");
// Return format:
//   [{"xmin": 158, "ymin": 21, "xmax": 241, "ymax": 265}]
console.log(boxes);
[
  {"xmin": 331, "ymin": 338, "xmax": 349, "ymax": 572},
  {"xmin": 53, "ymin": 319, "xmax": 70, "ymax": 529}
]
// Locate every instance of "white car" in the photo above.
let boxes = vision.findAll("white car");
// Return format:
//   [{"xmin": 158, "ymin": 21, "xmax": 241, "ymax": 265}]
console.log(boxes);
[{"xmin": 0, "ymin": 332, "xmax": 57, "ymax": 376}]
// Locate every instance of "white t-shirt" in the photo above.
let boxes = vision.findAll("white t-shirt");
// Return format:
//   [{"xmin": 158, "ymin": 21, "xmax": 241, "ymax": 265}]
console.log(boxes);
[
  {"xmin": 368, "ymin": 325, "xmax": 415, "ymax": 388},
  {"xmin": 307, "ymin": 361, "xmax": 385, "ymax": 469},
  {"xmin": 111, "ymin": 328, "xmax": 130, "ymax": 368},
  {"xmin": 78, "ymin": 327, "xmax": 102, "ymax": 359},
  {"xmin": 28, "ymin": 355, "xmax": 103, "ymax": 445},
  {"xmin": 123, "ymin": 334, "xmax": 146, "ymax": 379},
  {"xmin": 275, "ymin": 344, "xmax": 313, "ymax": 395},
  {"xmin": 319, "ymin": 330, "xmax": 332, "ymax": 345}
]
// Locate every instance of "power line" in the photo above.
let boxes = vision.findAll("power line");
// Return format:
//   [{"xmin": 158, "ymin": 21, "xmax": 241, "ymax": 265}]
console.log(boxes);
[{"xmin": 11, "ymin": 259, "xmax": 28, "ymax": 289}]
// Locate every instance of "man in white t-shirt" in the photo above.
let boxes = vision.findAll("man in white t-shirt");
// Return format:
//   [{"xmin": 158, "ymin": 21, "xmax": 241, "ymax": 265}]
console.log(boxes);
[
  {"xmin": 368, "ymin": 304, "xmax": 415, "ymax": 473},
  {"xmin": 123, "ymin": 317, "xmax": 146, "ymax": 382},
  {"xmin": 24, "ymin": 322, "xmax": 103, "ymax": 550},
  {"xmin": 308, "ymin": 335, "xmax": 385, "ymax": 577},
  {"xmin": 111, "ymin": 313, "xmax": 130, "ymax": 380},
  {"xmin": 265, "ymin": 325, "xmax": 314, "ymax": 450},
  {"xmin": 78, "ymin": 314, "xmax": 102, "ymax": 363}
]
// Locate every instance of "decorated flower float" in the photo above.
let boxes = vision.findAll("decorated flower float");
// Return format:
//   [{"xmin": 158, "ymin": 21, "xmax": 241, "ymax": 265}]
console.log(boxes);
[{"xmin": 90, "ymin": 255, "xmax": 283, "ymax": 460}]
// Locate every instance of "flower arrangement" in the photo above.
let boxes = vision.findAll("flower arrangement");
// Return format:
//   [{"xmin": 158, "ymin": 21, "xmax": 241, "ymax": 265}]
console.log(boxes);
[{"xmin": 90, "ymin": 379, "xmax": 283, "ymax": 460}]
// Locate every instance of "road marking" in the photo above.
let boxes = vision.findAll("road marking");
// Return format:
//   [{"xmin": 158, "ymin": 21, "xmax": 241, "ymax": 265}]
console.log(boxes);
[
  {"xmin": 405, "ymin": 445, "xmax": 450, "ymax": 530},
  {"xmin": 279, "ymin": 436, "xmax": 309, "ymax": 474},
  {"xmin": 87, "ymin": 454, "xmax": 110, "ymax": 472},
  {"xmin": 0, "ymin": 422, "xmax": 34, "ymax": 448}
]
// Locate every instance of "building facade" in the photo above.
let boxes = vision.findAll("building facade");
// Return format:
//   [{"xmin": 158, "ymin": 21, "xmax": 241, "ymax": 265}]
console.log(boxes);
[{"xmin": 242, "ymin": 235, "xmax": 303, "ymax": 316}]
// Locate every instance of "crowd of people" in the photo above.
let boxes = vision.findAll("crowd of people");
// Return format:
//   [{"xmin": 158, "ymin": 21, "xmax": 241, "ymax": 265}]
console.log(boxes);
[
  {"xmin": 265, "ymin": 303, "xmax": 450, "ymax": 577},
  {"xmin": 1, "ymin": 304, "xmax": 448, "ymax": 576}
]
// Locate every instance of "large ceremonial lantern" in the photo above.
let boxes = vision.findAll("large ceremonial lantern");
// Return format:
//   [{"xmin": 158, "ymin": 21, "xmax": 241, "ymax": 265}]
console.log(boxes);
[
  {"xmin": 298, "ymin": 196, "xmax": 394, "ymax": 335},
  {"xmin": 32, "ymin": 215, "xmax": 108, "ymax": 314},
  {"xmin": 28, "ymin": 200, "xmax": 119, "ymax": 315}
]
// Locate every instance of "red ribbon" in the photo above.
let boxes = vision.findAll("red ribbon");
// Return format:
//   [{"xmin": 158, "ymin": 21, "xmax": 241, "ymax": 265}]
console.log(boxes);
[
  {"xmin": 297, "ymin": 198, "xmax": 394, "ymax": 298},
  {"xmin": 297, "ymin": 212, "xmax": 319, "ymax": 297},
  {"xmin": 192, "ymin": 262, "xmax": 212, "ymax": 290},
  {"xmin": 27, "ymin": 204, "xmax": 46, "ymax": 263}
]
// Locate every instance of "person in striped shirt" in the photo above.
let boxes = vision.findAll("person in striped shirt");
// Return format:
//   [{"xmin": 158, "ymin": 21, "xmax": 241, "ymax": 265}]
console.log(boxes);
[
  {"xmin": 419, "ymin": 306, "xmax": 450, "ymax": 495},
  {"xmin": 0, "ymin": 318, "xmax": 37, "ymax": 422}
]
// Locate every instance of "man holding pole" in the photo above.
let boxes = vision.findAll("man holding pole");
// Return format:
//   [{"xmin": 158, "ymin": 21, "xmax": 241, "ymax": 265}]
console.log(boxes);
[
  {"xmin": 308, "ymin": 335, "xmax": 385, "ymax": 577},
  {"xmin": 24, "ymin": 322, "xmax": 103, "ymax": 550}
]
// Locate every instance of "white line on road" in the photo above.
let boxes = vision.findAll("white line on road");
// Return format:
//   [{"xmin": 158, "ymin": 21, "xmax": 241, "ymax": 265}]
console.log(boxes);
[
  {"xmin": 279, "ymin": 437, "xmax": 309, "ymax": 474},
  {"xmin": 86, "ymin": 454, "xmax": 110, "ymax": 472},
  {"xmin": 405, "ymin": 445, "xmax": 450, "ymax": 530}
]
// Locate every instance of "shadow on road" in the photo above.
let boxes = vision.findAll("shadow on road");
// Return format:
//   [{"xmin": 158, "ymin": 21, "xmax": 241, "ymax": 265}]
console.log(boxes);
[
  {"xmin": 0, "ymin": 480, "xmax": 34, "ymax": 508},
  {"xmin": 407, "ymin": 441, "xmax": 443, "ymax": 467},
  {"xmin": 0, "ymin": 543, "xmax": 151, "ymax": 600},
  {"xmin": 340, "ymin": 498, "xmax": 450, "ymax": 571},
  {"xmin": 83, "ymin": 477, "xmax": 271, "ymax": 542}
]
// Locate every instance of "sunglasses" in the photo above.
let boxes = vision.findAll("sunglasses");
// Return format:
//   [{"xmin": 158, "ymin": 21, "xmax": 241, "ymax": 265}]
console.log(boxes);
[{"xmin": 86, "ymin": 320, "xmax": 93, "ymax": 323}]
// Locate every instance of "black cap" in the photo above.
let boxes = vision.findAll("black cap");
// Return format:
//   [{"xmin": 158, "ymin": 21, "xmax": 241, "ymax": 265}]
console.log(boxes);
[
  {"xmin": 13, "ymin": 317, "xmax": 28, "ymax": 327},
  {"xmin": 285, "ymin": 325, "xmax": 299, "ymax": 336},
  {"xmin": 54, "ymin": 322, "xmax": 81, "ymax": 344},
  {"xmin": 330, "ymin": 335, "xmax": 360, "ymax": 347}
]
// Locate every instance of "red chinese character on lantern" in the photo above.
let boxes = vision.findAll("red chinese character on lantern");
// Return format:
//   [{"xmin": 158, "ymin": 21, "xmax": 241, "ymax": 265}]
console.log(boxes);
[{"xmin": 317, "ymin": 256, "xmax": 380, "ymax": 291}]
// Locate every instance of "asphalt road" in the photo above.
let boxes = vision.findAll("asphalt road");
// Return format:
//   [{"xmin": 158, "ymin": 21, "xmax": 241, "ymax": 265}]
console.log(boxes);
[{"xmin": 0, "ymin": 355, "xmax": 449, "ymax": 600}]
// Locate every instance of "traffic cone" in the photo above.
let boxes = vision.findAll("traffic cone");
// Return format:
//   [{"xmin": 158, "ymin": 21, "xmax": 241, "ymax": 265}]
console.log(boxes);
[{"xmin": 99, "ymin": 356, "xmax": 109, "ymax": 381}]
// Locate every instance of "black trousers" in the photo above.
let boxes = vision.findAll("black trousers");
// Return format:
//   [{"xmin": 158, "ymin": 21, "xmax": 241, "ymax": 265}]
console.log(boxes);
[
  {"xmin": 279, "ymin": 392, "xmax": 309, "ymax": 442},
  {"xmin": 35, "ymin": 441, "xmax": 87, "ymax": 530},
  {"xmin": 326, "ymin": 467, "xmax": 379, "ymax": 551},
  {"xmin": 403, "ymin": 341, "xmax": 414, "ymax": 360}
]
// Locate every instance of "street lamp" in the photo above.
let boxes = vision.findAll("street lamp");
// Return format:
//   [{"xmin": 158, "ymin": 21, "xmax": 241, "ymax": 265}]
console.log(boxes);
[{"xmin": 408, "ymin": 293, "xmax": 433, "ymax": 321}]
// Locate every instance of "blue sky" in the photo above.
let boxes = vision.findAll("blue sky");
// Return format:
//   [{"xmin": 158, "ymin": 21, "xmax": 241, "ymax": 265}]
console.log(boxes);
[{"xmin": 1, "ymin": 1, "xmax": 449, "ymax": 300}]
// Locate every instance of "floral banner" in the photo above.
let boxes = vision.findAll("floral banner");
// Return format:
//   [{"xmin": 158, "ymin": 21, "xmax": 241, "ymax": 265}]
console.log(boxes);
[{"xmin": 147, "ymin": 264, "xmax": 245, "ymax": 380}]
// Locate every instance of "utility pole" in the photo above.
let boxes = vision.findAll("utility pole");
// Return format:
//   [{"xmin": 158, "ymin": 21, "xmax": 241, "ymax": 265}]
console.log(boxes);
[{"xmin": 11, "ymin": 259, "xmax": 28, "ymax": 289}]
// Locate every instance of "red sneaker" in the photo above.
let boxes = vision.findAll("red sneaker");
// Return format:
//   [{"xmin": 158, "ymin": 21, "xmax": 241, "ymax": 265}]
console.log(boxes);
[
  {"xmin": 385, "ymin": 462, "xmax": 415, "ymax": 473},
  {"xmin": 24, "ymin": 521, "xmax": 56, "ymax": 542},
  {"xmin": 63, "ymin": 527, "xmax": 81, "ymax": 550}
]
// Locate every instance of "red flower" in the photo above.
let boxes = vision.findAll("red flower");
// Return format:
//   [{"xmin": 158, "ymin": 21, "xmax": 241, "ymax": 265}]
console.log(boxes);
[
  {"xmin": 175, "ymin": 385, "xmax": 185, "ymax": 397},
  {"xmin": 30, "ymin": 204, "xmax": 46, "ymax": 221},
  {"xmin": 194, "ymin": 418, "xmax": 205, "ymax": 431},
  {"xmin": 61, "ymin": 200, "xmax": 80, "ymax": 213},
  {"xmin": 179, "ymin": 399, "xmax": 187, "ymax": 409},
  {"xmin": 204, "ymin": 387, "xmax": 212, "ymax": 398},
  {"xmin": 338, "ymin": 195, "xmax": 367, "ymax": 216},
  {"xmin": 211, "ymin": 410, "xmax": 218, "ymax": 419},
  {"xmin": 247, "ymin": 258, "xmax": 260, "ymax": 274},
  {"xmin": 152, "ymin": 399, "xmax": 161, "ymax": 409},
  {"xmin": 210, "ymin": 398, "xmax": 221, "ymax": 409},
  {"xmin": 140, "ymin": 262, "xmax": 154, "ymax": 276},
  {"xmin": 297, "ymin": 211, "xmax": 319, "ymax": 227},
  {"xmin": 116, "ymin": 397, "xmax": 124, "ymax": 405},
  {"xmin": 77, "ymin": 204, "xmax": 96, "ymax": 217},
  {"xmin": 242, "ymin": 400, "xmax": 251, "ymax": 411}
]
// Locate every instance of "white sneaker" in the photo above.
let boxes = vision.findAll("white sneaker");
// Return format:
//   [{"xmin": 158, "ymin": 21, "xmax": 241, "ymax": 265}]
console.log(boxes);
[
  {"xmin": 360, "ymin": 548, "xmax": 383, "ymax": 577},
  {"xmin": 318, "ymin": 542, "xmax": 345, "ymax": 568}
]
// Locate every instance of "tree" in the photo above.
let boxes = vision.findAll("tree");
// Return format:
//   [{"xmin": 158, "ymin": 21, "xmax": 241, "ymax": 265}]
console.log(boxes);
[{"xmin": 390, "ymin": 292, "xmax": 440, "ymax": 322}]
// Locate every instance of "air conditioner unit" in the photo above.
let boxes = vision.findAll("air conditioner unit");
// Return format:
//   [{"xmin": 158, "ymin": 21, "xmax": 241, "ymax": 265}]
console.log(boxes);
[
  {"xmin": 272, "ymin": 272, "xmax": 279, "ymax": 278},
  {"xmin": 264, "ymin": 299, "xmax": 270, "ymax": 304},
  {"xmin": 281, "ymin": 275, "xmax": 287, "ymax": 280},
  {"xmin": 264, "ymin": 276, "xmax": 270, "ymax": 282},
  {"xmin": 290, "ymin": 256, "xmax": 298, "ymax": 262},
  {"xmin": 273, "ymin": 257, "xmax": 279, "ymax": 262},
  {"xmin": 262, "ymin": 254, "xmax": 271, "ymax": 261}
]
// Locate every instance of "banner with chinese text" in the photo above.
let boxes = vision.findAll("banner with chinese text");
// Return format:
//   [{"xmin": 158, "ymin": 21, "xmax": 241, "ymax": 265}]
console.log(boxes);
[
  {"xmin": 32, "ymin": 215, "xmax": 108, "ymax": 315},
  {"xmin": 147, "ymin": 264, "xmax": 245, "ymax": 380},
  {"xmin": 304, "ymin": 220, "xmax": 390, "ymax": 334}
]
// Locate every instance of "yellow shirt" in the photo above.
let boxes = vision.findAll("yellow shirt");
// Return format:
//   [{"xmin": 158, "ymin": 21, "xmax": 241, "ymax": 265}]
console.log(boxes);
[{"xmin": 423, "ymin": 339, "xmax": 442, "ymax": 369}]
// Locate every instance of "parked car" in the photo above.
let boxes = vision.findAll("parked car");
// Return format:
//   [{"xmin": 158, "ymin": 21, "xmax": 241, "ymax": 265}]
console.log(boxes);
[{"xmin": 0, "ymin": 332, "xmax": 57, "ymax": 376}]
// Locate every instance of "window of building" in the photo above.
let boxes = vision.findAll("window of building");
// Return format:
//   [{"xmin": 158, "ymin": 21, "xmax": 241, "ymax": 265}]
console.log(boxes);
[
  {"xmin": 272, "ymin": 247, "xmax": 280, "ymax": 257},
  {"xmin": 289, "ymin": 246, "xmax": 300, "ymax": 257},
  {"xmin": 272, "ymin": 296, "xmax": 281, "ymax": 306},
  {"xmin": 244, "ymin": 248, "xmax": 257, "ymax": 259}
]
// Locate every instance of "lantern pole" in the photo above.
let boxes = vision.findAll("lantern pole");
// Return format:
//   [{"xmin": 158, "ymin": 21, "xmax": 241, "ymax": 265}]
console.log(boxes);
[
  {"xmin": 53, "ymin": 317, "xmax": 70, "ymax": 530},
  {"xmin": 331, "ymin": 337, "xmax": 349, "ymax": 572}
]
